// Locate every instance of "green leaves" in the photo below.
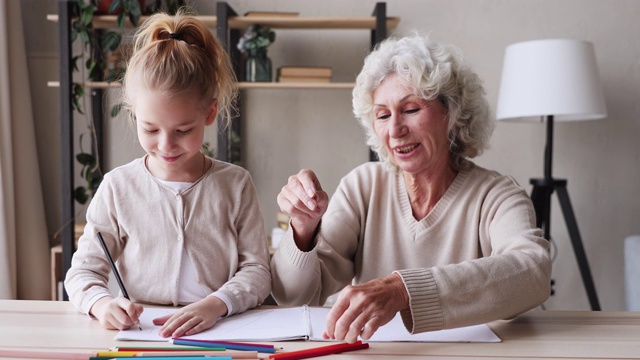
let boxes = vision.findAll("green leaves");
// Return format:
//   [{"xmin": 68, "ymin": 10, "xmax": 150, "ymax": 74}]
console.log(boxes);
[
  {"xmin": 70, "ymin": 0, "xmax": 136, "ymax": 205},
  {"xmin": 72, "ymin": 83, "xmax": 85, "ymax": 114},
  {"xmin": 201, "ymin": 142, "xmax": 215, "ymax": 158},
  {"xmin": 80, "ymin": 4, "xmax": 94, "ymax": 26},
  {"xmin": 107, "ymin": 0, "xmax": 122, "ymax": 15},
  {"xmin": 126, "ymin": 0, "xmax": 142, "ymax": 27},
  {"xmin": 109, "ymin": 0, "xmax": 142, "ymax": 27},
  {"xmin": 74, "ymin": 151, "xmax": 103, "ymax": 205},
  {"xmin": 237, "ymin": 25, "xmax": 276, "ymax": 54},
  {"xmin": 74, "ymin": 186, "xmax": 89, "ymax": 205},
  {"xmin": 110, "ymin": 103, "xmax": 124, "ymax": 117},
  {"xmin": 101, "ymin": 31, "xmax": 122, "ymax": 53}
]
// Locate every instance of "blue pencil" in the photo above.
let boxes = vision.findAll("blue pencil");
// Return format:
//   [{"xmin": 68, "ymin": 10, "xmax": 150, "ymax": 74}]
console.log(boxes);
[
  {"xmin": 172, "ymin": 339, "xmax": 275, "ymax": 354},
  {"xmin": 89, "ymin": 358, "xmax": 218, "ymax": 360}
]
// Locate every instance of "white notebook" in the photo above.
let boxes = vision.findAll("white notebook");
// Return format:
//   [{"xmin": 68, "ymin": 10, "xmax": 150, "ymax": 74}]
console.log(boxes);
[{"xmin": 116, "ymin": 306, "xmax": 500, "ymax": 343}]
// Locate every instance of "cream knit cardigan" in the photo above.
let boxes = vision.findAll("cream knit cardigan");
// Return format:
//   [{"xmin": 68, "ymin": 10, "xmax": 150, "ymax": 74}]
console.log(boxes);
[{"xmin": 65, "ymin": 157, "xmax": 271, "ymax": 315}]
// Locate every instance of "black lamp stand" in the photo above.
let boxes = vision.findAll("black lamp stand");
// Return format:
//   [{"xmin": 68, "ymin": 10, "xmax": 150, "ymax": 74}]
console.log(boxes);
[{"xmin": 529, "ymin": 115, "xmax": 601, "ymax": 311}]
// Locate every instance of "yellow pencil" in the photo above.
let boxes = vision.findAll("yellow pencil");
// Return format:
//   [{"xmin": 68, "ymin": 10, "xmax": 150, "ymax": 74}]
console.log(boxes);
[{"xmin": 96, "ymin": 351, "xmax": 140, "ymax": 357}]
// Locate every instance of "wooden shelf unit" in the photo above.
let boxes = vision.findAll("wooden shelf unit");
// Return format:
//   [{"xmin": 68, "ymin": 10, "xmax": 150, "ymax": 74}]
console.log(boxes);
[
  {"xmin": 46, "ymin": 14, "xmax": 399, "ymax": 31},
  {"xmin": 48, "ymin": 80, "xmax": 356, "ymax": 90},
  {"xmin": 50, "ymin": 222, "xmax": 85, "ymax": 300},
  {"xmin": 49, "ymin": 1, "xmax": 398, "ymax": 300}
]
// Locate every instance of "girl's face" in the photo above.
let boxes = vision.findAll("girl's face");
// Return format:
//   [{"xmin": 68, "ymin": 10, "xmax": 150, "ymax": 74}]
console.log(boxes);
[
  {"xmin": 134, "ymin": 87, "xmax": 217, "ymax": 182},
  {"xmin": 372, "ymin": 74, "xmax": 450, "ymax": 176}
]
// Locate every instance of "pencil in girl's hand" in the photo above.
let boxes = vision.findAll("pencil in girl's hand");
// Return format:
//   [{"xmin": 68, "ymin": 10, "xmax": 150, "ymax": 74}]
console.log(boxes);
[{"xmin": 96, "ymin": 231, "xmax": 142, "ymax": 331}]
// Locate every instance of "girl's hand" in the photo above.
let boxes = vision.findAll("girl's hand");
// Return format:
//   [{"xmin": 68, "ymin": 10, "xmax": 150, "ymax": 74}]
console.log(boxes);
[
  {"xmin": 153, "ymin": 296, "xmax": 228, "ymax": 338},
  {"xmin": 90, "ymin": 296, "xmax": 143, "ymax": 330},
  {"xmin": 277, "ymin": 169, "xmax": 329, "ymax": 251}
]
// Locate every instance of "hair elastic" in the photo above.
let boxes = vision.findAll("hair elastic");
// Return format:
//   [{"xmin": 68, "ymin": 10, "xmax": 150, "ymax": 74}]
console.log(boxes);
[{"xmin": 168, "ymin": 33, "xmax": 182, "ymax": 40}]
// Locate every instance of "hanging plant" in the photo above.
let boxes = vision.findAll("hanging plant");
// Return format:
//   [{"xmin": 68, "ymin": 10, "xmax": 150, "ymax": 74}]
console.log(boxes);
[{"xmin": 69, "ymin": 0, "xmax": 144, "ymax": 204}]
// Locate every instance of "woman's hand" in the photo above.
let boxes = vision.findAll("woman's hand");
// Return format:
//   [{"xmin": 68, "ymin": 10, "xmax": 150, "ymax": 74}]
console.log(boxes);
[
  {"xmin": 277, "ymin": 169, "xmax": 329, "ymax": 251},
  {"xmin": 90, "ymin": 296, "xmax": 143, "ymax": 330},
  {"xmin": 153, "ymin": 296, "xmax": 228, "ymax": 338},
  {"xmin": 323, "ymin": 273, "xmax": 410, "ymax": 343}
]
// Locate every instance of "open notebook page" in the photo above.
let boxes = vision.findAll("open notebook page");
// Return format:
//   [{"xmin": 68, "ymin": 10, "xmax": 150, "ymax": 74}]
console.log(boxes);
[{"xmin": 117, "ymin": 306, "xmax": 500, "ymax": 343}]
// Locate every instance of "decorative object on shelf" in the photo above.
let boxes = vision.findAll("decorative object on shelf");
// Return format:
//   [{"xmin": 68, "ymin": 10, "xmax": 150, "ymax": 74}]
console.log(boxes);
[
  {"xmin": 496, "ymin": 38, "xmax": 607, "ymax": 311},
  {"xmin": 237, "ymin": 24, "xmax": 276, "ymax": 82},
  {"xmin": 245, "ymin": 51, "xmax": 273, "ymax": 82},
  {"xmin": 277, "ymin": 66, "xmax": 332, "ymax": 83},
  {"xmin": 243, "ymin": 11, "xmax": 299, "ymax": 17}
]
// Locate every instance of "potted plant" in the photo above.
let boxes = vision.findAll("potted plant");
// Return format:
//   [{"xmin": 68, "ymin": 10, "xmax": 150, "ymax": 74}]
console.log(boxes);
[{"xmin": 237, "ymin": 24, "xmax": 276, "ymax": 82}]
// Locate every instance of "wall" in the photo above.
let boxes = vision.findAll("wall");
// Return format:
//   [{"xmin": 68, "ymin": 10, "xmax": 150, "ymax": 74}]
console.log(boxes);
[{"xmin": 23, "ymin": 0, "xmax": 640, "ymax": 310}]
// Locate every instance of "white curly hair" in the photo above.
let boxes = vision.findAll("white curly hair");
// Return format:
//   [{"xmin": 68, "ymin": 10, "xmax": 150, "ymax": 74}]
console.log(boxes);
[{"xmin": 352, "ymin": 33, "xmax": 494, "ymax": 171}]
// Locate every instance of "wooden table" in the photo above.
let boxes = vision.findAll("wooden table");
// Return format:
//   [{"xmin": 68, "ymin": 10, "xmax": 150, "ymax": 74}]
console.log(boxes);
[{"xmin": 1, "ymin": 300, "xmax": 639, "ymax": 359}]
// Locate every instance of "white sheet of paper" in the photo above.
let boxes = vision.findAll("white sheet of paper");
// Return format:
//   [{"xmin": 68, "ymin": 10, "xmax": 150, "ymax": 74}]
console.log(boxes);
[
  {"xmin": 116, "ymin": 307, "xmax": 308, "ymax": 342},
  {"xmin": 116, "ymin": 306, "xmax": 501, "ymax": 343}
]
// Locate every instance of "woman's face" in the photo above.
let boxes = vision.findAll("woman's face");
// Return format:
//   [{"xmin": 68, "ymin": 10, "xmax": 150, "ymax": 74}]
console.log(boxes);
[{"xmin": 372, "ymin": 74, "xmax": 450, "ymax": 175}]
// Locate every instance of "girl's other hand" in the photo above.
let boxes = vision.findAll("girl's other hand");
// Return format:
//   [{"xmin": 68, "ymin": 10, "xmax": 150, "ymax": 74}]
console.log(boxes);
[{"xmin": 153, "ymin": 296, "xmax": 228, "ymax": 338}]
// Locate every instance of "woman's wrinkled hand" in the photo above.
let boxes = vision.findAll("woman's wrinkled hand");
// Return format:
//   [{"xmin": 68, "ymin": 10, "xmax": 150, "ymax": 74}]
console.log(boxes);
[
  {"xmin": 323, "ymin": 273, "xmax": 410, "ymax": 343},
  {"xmin": 277, "ymin": 169, "xmax": 329, "ymax": 251}
]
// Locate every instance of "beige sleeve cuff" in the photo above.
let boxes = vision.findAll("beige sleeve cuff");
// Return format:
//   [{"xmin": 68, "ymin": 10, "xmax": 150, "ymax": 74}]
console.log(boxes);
[
  {"xmin": 395, "ymin": 268, "xmax": 445, "ymax": 334},
  {"xmin": 277, "ymin": 227, "xmax": 319, "ymax": 270}
]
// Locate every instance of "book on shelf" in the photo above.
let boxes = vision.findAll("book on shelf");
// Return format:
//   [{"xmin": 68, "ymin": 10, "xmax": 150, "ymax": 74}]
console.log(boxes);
[
  {"xmin": 244, "ymin": 11, "xmax": 299, "ymax": 17},
  {"xmin": 278, "ymin": 66, "xmax": 332, "ymax": 78},
  {"xmin": 279, "ymin": 76, "xmax": 331, "ymax": 83}
]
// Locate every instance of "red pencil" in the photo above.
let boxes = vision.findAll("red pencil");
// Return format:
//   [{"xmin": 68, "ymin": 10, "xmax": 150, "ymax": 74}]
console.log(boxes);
[{"xmin": 268, "ymin": 341, "xmax": 369, "ymax": 360}]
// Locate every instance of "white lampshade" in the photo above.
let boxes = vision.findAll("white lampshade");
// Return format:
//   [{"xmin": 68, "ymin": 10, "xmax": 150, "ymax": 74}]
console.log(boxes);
[{"xmin": 496, "ymin": 39, "xmax": 607, "ymax": 122}]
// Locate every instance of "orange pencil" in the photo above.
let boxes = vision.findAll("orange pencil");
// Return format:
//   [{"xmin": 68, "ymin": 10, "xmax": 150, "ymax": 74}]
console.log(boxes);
[{"xmin": 268, "ymin": 341, "xmax": 369, "ymax": 360}]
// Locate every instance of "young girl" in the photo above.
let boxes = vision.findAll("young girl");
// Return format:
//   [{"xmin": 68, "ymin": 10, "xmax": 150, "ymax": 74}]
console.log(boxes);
[{"xmin": 64, "ymin": 10, "xmax": 271, "ymax": 338}]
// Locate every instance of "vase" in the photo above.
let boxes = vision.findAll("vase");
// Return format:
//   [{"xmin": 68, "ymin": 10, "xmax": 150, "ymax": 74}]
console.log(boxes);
[{"xmin": 245, "ymin": 51, "xmax": 272, "ymax": 82}]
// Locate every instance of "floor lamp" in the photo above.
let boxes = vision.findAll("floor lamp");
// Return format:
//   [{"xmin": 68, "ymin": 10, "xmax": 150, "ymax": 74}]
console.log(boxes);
[{"xmin": 496, "ymin": 39, "xmax": 607, "ymax": 310}]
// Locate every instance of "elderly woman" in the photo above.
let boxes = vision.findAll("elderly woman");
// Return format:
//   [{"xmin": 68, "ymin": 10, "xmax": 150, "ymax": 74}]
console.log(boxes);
[{"xmin": 270, "ymin": 34, "xmax": 551, "ymax": 343}]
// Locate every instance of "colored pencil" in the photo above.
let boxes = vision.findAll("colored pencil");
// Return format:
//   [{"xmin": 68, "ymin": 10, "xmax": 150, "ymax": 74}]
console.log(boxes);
[
  {"xmin": 136, "ymin": 350, "xmax": 258, "ymax": 358},
  {"xmin": 172, "ymin": 339, "xmax": 275, "ymax": 354},
  {"xmin": 133, "ymin": 358, "xmax": 218, "ymax": 360},
  {"xmin": 96, "ymin": 351, "xmax": 144, "ymax": 357},
  {"xmin": 0, "ymin": 349, "xmax": 95, "ymax": 359},
  {"xmin": 268, "ymin": 341, "xmax": 369, "ymax": 360},
  {"xmin": 90, "ymin": 357, "xmax": 210, "ymax": 360},
  {"xmin": 114, "ymin": 346, "xmax": 224, "ymax": 352},
  {"xmin": 135, "ymin": 358, "xmax": 225, "ymax": 360},
  {"xmin": 173, "ymin": 339, "xmax": 275, "ymax": 349}
]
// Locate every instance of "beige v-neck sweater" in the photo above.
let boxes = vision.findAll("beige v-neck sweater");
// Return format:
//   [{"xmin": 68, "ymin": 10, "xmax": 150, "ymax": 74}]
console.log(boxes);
[
  {"xmin": 271, "ymin": 161, "xmax": 551, "ymax": 334},
  {"xmin": 65, "ymin": 157, "xmax": 271, "ymax": 316}
]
